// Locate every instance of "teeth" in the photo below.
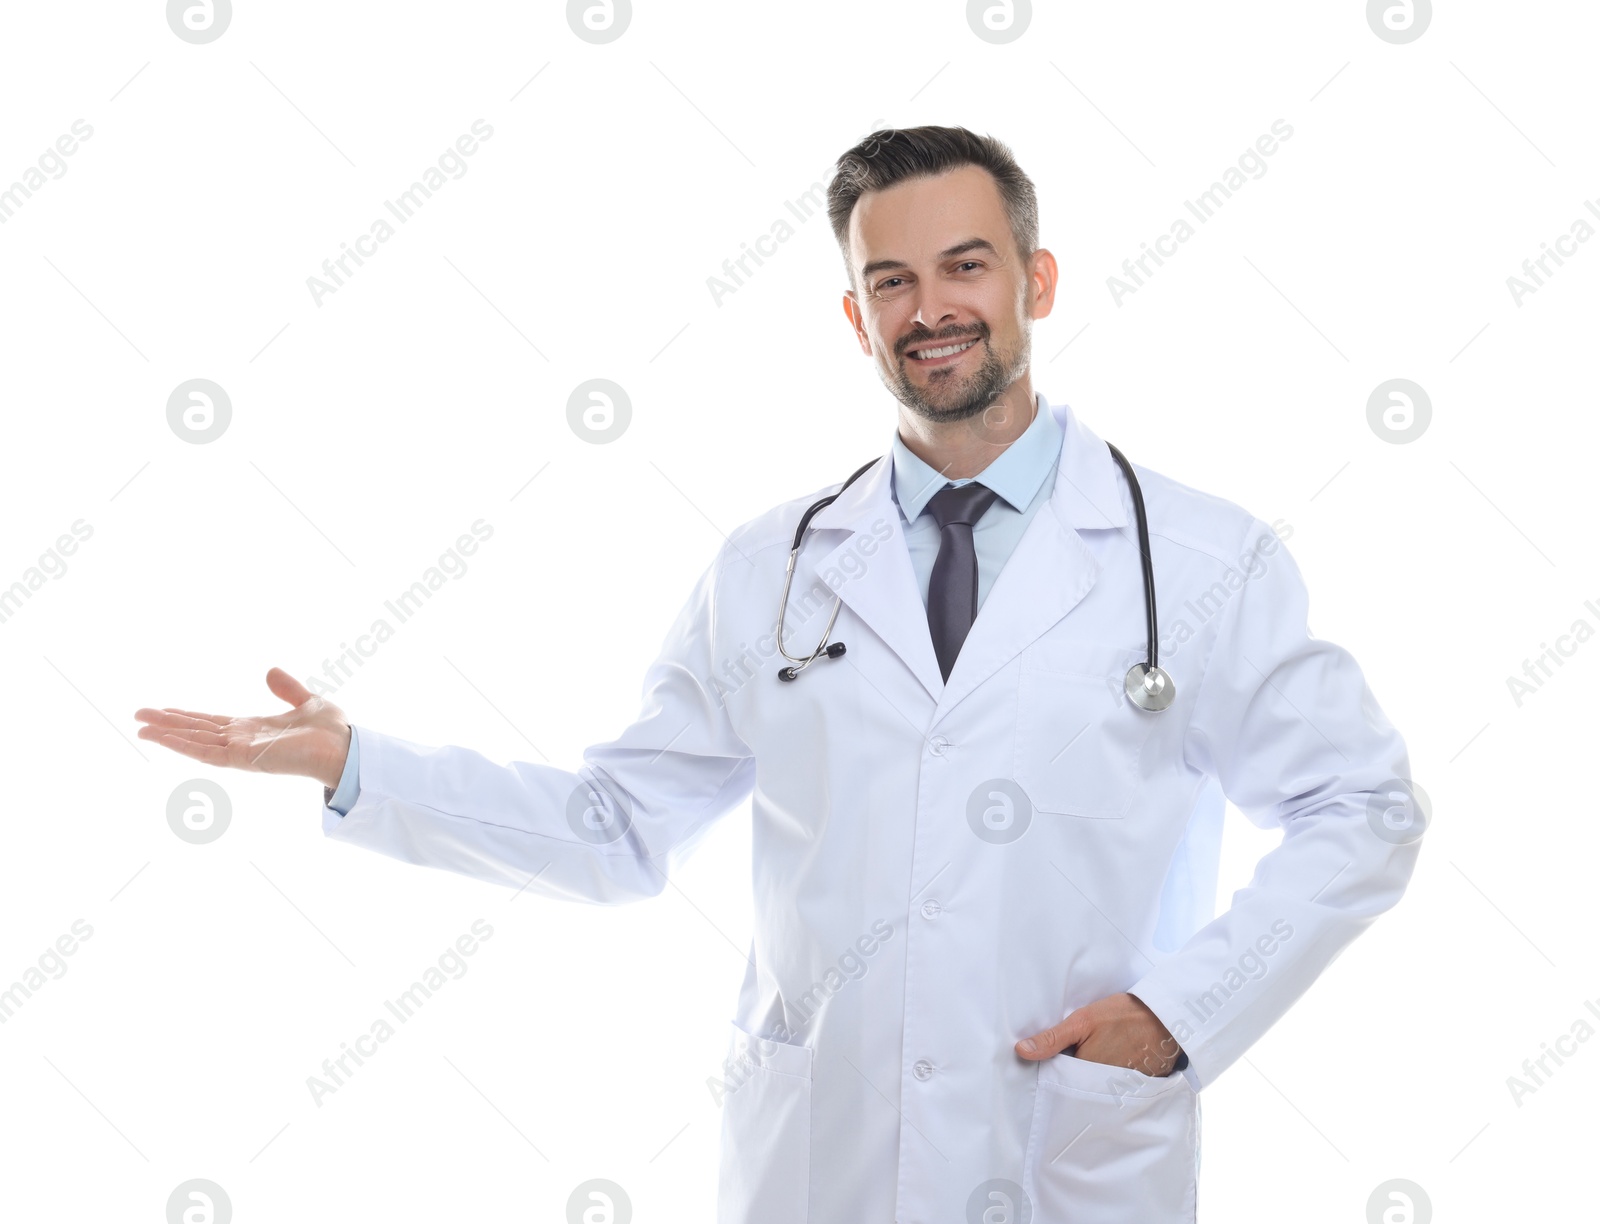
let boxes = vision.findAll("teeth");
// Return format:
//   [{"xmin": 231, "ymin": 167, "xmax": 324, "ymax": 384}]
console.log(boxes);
[{"xmin": 911, "ymin": 338, "xmax": 978, "ymax": 360}]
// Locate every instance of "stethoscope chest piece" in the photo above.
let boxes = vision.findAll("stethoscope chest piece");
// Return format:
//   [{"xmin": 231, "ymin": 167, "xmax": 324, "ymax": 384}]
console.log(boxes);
[{"xmin": 1125, "ymin": 662, "xmax": 1176, "ymax": 712}]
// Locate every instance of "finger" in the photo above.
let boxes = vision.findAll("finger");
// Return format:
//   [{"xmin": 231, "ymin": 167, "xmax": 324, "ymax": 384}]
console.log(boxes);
[
  {"xmin": 266, "ymin": 667, "xmax": 314, "ymax": 709},
  {"xmin": 138, "ymin": 725, "xmax": 228, "ymax": 748},
  {"xmin": 141, "ymin": 730, "xmax": 233, "ymax": 767},
  {"xmin": 133, "ymin": 709, "xmax": 229, "ymax": 732},
  {"xmin": 1016, "ymin": 1010, "xmax": 1092, "ymax": 1059},
  {"xmin": 159, "ymin": 707, "xmax": 232, "ymax": 725}
]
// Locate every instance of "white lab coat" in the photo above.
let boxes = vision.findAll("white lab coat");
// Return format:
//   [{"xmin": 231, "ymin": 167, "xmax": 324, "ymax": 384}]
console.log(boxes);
[{"xmin": 323, "ymin": 400, "xmax": 1419, "ymax": 1223}]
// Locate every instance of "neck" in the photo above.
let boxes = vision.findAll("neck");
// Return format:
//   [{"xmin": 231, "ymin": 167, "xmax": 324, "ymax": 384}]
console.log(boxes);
[{"xmin": 895, "ymin": 376, "xmax": 1036, "ymax": 479}]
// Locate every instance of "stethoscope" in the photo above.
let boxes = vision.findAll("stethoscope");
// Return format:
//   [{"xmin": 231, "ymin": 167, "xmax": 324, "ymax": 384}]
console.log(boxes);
[{"xmin": 774, "ymin": 440, "xmax": 1176, "ymax": 713}]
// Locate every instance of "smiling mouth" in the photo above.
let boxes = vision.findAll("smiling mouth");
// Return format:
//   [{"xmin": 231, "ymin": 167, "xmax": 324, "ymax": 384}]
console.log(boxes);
[{"xmin": 906, "ymin": 336, "xmax": 981, "ymax": 363}]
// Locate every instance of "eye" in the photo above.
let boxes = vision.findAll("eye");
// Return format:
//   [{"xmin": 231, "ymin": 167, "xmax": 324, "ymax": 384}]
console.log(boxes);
[
  {"xmin": 956, "ymin": 261, "xmax": 982, "ymax": 271},
  {"xmin": 876, "ymin": 276, "xmax": 906, "ymax": 291}
]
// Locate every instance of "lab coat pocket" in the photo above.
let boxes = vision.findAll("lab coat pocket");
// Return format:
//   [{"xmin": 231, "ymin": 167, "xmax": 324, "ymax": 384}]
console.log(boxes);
[
  {"xmin": 1024, "ymin": 1052, "xmax": 1198, "ymax": 1224},
  {"xmin": 717, "ymin": 1020, "xmax": 812, "ymax": 1224},
  {"xmin": 1014, "ymin": 644, "xmax": 1152, "ymax": 819}
]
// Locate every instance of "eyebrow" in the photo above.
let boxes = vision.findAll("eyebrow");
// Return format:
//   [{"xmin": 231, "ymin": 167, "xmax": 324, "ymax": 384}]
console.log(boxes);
[{"xmin": 859, "ymin": 237, "xmax": 998, "ymax": 282}]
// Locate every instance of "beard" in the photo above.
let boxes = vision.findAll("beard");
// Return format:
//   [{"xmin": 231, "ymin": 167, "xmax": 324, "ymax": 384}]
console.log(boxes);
[{"xmin": 881, "ymin": 320, "xmax": 1032, "ymax": 426}]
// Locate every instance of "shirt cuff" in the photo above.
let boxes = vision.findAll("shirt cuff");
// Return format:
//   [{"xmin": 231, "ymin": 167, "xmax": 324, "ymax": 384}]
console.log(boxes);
[{"xmin": 324, "ymin": 727, "xmax": 361, "ymax": 816}]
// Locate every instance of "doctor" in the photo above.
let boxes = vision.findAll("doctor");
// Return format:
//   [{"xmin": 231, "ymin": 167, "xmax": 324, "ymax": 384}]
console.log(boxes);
[{"xmin": 135, "ymin": 125, "xmax": 1421, "ymax": 1224}]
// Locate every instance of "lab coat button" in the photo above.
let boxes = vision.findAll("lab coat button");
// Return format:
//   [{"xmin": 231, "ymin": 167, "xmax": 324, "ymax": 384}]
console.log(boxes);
[
  {"xmin": 920, "ymin": 899, "xmax": 941, "ymax": 919},
  {"xmin": 928, "ymin": 735, "xmax": 949, "ymax": 756},
  {"xmin": 912, "ymin": 1058, "xmax": 934, "ymax": 1080}
]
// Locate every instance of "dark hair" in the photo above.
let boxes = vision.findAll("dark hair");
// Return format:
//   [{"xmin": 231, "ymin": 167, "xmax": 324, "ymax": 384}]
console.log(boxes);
[{"xmin": 826, "ymin": 125, "xmax": 1039, "ymax": 289}]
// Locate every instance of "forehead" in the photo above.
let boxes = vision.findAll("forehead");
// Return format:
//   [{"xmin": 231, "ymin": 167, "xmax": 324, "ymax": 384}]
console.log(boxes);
[{"xmin": 847, "ymin": 164, "xmax": 1010, "ymax": 271}]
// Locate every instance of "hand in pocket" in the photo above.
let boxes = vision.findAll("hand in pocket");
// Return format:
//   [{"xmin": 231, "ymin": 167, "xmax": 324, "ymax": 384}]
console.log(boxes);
[{"xmin": 1014, "ymin": 991, "xmax": 1185, "ymax": 1077}]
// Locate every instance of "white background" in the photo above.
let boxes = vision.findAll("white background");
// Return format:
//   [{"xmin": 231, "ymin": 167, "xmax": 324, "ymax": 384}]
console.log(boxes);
[{"xmin": 1, "ymin": 1, "xmax": 1594, "ymax": 1221}]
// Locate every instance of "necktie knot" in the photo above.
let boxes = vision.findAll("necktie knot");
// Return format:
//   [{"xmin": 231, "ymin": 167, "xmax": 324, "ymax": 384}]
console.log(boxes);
[{"xmin": 926, "ymin": 481, "xmax": 999, "ymax": 530}]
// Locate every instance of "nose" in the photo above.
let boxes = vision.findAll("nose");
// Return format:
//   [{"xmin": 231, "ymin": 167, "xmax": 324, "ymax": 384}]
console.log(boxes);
[{"xmin": 907, "ymin": 296, "xmax": 960, "ymax": 337}]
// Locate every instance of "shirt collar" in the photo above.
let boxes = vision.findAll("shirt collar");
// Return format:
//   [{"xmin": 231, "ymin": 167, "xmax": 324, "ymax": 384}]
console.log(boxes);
[{"xmin": 891, "ymin": 390, "xmax": 1062, "ymax": 522}]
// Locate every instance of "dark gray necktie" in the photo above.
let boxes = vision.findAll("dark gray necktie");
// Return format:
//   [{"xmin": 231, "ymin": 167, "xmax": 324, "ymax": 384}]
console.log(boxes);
[{"xmin": 925, "ymin": 481, "xmax": 1000, "ymax": 683}]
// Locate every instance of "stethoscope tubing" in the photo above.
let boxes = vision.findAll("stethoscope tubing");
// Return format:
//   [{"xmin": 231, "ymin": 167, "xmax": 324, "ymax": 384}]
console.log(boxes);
[
  {"xmin": 775, "ymin": 456, "xmax": 880, "ymax": 680},
  {"xmin": 775, "ymin": 441, "xmax": 1171, "ymax": 709},
  {"xmin": 1104, "ymin": 441, "xmax": 1159, "ymax": 678}
]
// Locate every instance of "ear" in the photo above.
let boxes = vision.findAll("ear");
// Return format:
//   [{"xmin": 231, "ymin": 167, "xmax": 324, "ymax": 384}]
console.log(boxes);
[
  {"xmin": 841, "ymin": 291, "xmax": 872, "ymax": 355},
  {"xmin": 1026, "ymin": 247, "xmax": 1059, "ymax": 322}
]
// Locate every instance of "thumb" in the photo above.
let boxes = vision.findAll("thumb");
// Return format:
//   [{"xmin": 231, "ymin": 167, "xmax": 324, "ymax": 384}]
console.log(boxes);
[
  {"xmin": 266, "ymin": 666, "xmax": 315, "ymax": 709},
  {"xmin": 1016, "ymin": 1008, "xmax": 1092, "ymax": 1061}
]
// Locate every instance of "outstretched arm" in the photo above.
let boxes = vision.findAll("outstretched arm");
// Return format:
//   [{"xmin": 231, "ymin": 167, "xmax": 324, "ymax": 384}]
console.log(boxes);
[{"xmin": 136, "ymin": 543, "xmax": 756, "ymax": 904}]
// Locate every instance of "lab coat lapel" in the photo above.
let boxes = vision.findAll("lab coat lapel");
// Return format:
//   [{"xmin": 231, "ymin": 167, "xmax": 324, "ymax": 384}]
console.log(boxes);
[
  {"xmin": 803, "ymin": 403, "xmax": 1132, "ymax": 717},
  {"xmin": 934, "ymin": 404, "xmax": 1133, "ymax": 722},
  {"xmin": 806, "ymin": 456, "xmax": 947, "ymax": 705}
]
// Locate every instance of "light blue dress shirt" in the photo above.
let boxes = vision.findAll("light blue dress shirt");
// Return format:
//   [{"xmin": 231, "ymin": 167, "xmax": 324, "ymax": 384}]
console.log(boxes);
[
  {"xmin": 892, "ymin": 390, "xmax": 1062, "ymax": 613},
  {"xmin": 327, "ymin": 730, "xmax": 361, "ymax": 814},
  {"xmin": 327, "ymin": 392, "xmax": 1063, "ymax": 818}
]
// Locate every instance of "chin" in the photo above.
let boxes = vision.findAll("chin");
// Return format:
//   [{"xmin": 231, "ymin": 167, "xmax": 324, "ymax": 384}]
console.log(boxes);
[{"xmin": 900, "ymin": 392, "xmax": 991, "ymax": 425}]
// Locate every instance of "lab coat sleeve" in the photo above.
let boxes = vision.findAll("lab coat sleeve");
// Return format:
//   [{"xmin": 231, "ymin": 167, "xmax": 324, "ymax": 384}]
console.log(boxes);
[
  {"xmin": 1126, "ymin": 517, "xmax": 1421, "ymax": 1091},
  {"xmin": 318, "ymin": 542, "xmax": 756, "ymax": 903}
]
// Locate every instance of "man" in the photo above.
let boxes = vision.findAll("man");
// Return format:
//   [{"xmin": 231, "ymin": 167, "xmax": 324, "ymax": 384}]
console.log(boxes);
[{"xmin": 136, "ymin": 126, "xmax": 1421, "ymax": 1223}]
